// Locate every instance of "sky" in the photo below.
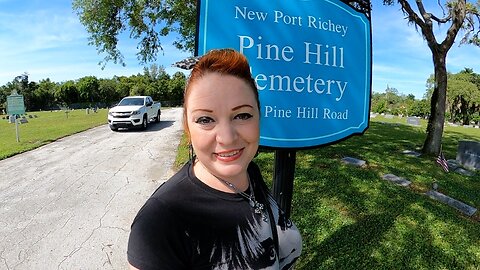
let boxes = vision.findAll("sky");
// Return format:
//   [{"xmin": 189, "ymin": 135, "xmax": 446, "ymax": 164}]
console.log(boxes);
[{"xmin": 1, "ymin": 1, "xmax": 479, "ymax": 100}]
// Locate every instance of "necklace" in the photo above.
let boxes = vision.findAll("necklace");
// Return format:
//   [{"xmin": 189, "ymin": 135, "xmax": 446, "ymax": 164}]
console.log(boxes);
[{"xmin": 216, "ymin": 175, "xmax": 268, "ymax": 222}]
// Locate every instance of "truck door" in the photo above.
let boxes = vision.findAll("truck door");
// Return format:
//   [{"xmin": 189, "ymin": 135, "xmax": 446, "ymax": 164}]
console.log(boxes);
[{"xmin": 146, "ymin": 97, "xmax": 154, "ymax": 120}]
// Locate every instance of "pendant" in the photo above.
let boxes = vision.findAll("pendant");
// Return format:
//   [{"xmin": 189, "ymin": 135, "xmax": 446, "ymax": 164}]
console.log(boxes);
[
  {"xmin": 251, "ymin": 200, "xmax": 268, "ymax": 222},
  {"xmin": 253, "ymin": 201, "xmax": 264, "ymax": 214}
]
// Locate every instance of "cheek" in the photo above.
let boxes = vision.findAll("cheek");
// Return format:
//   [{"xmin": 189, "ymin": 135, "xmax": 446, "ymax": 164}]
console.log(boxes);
[
  {"xmin": 189, "ymin": 125, "xmax": 215, "ymax": 152},
  {"xmin": 241, "ymin": 121, "xmax": 260, "ymax": 143}
]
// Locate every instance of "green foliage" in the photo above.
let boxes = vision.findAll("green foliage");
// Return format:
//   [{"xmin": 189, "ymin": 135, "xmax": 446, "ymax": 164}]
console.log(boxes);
[
  {"xmin": 371, "ymin": 88, "xmax": 430, "ymax": 117},
  {"xmin": 72, "ymin": 0, "xmax": 196, "ymax": 65},
  {"xmin": 55, "ymin": 80, "xmax": 79, "ymax": 105},
  {"xmin": 446, "ymin": 69, "xmax": 480, "ymax": 124},
  {"xmin": 0, "ymin": 70, "xmax": 187, "ymax": 111},
  {"xmin": 77, "ymin": 76, "xmax": 100, "ymax": 102}
]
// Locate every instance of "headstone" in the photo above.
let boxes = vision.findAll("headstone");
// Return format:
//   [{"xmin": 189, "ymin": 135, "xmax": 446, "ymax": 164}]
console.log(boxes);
[
  {"xmin": 426, "ymin": 190, "xmax": 477, "ymax": 216},
  {"xmin": 384, "ymin": 114, "xmax": 394, "ymax": 119},
  {"xmin": 341, "ymin": 157, "xmax": 366, "ymax": 167},
  {"xmin": 402, "ymin": 150, "xmax": 421, "ymax": 157},
  {"xmin": 456, "ymin": 141, "xmax": 480, "ymax": 171},
  {"xmin": 454, "ymin": 167, "xmax": 475, "ymax": 176},
  {"xmin": 446, "ymin": 159, "xmax": 460, "ymax": 171},
  {"xmin": 382, "ymin": 174, "xmax": 411, "ymax": 187},
  {"xmin": 19, "ymin": 117, "xmax": 28, "ymax": 124},
  {"xmin": 406, "ymin": 117, "xmax": 420, "ymax": 126}
]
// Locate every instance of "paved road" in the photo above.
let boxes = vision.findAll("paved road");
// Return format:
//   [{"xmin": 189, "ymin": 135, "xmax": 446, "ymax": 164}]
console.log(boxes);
[{"xmin": 0, "ymin": 108, "xmax": 184, "ymax": 270}]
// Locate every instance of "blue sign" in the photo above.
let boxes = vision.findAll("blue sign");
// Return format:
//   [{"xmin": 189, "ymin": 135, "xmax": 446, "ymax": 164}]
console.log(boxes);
[{"xmin": 198, "ymin": 0, "xmax": 371, "ymax": 148}]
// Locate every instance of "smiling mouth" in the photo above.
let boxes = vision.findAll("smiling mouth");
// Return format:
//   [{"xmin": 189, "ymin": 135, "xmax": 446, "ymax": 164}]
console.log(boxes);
[
  {"xmin": 217, "ymin": 150, "xmax": 240, "ymax": 157},
  {"xmin": 215, "ymin": 149, "xmax": 243, "ymax": 160}
]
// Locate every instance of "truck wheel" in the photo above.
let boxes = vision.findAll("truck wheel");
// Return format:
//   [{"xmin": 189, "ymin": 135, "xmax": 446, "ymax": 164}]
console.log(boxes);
[
  {"xmin": 109, "ymin": 125, "xmax": 118, "ymax": 131},
  {"xmin": 155, "ymin": 111, "xmax": 161, "ymax": 123},
  {"xmin": 141, "ymin": 115, "xmax": 148, "ymax": 130}
]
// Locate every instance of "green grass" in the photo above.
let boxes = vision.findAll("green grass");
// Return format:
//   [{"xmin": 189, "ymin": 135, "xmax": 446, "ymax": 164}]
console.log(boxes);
[
  {"xmin": 0, "ymin": 109, "xmax": 108, "ymax": 159},
  {"xmin": 176, "ymin": 115, "xmax": 480, "ymax": 270}
]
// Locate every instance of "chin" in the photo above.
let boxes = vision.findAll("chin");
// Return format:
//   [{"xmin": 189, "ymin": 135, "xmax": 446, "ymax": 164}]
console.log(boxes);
[{"xmin": 213, "ymin": 162, "xmax": 248, "ymax": 178}]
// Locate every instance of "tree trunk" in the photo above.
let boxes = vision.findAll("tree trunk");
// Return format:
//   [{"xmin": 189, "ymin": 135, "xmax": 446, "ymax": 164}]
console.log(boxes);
[{"xmin": 422, "ymin": 52, "xmax": 447, "ymax": 156}]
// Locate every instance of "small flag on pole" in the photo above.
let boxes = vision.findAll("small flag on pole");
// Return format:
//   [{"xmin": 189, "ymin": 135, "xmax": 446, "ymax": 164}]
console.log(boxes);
[{"xmin": 436, "ymin": 151, "xmax": 449, "ymax": 172}]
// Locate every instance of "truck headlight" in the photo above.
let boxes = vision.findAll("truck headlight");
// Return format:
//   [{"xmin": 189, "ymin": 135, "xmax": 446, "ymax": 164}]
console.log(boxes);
[
  {"xmin": 108, "ymin": 111, "xmax": 113, "ymax": 116},
  {"xmin": 132, "ymin": 110, "xmax": 141, "ymax": 115}
]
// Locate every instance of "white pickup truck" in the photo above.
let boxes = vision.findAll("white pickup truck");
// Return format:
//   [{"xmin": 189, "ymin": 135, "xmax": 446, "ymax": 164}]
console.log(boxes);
[{"xmin": 107, "ymin": 96, "xmax": 161, "ymax": 131}]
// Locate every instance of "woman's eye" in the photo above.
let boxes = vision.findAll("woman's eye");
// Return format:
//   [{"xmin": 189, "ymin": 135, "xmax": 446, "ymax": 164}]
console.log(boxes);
[
  {"xmin": 195, "ymin": 116, "xmax": 214, "ymax": 125},
  {"xmin": 234, "ymin": 113, "xmax": 253, "ymax": 120}
]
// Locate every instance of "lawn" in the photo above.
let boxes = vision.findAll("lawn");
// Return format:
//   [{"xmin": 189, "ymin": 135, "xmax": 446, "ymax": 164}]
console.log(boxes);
[
  {"xmin": 0, "ymin": 109, "xmax": 108, "ymax": 160},
  {"xmin": 176, "ymin": 115, "xmax": 480, "ymax": 269}
]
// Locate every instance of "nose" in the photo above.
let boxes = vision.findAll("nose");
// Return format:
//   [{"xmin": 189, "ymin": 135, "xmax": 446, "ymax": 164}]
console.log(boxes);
[{"xmin": 215, "ymin": 121, "xmax": 238, "ymax": 145}]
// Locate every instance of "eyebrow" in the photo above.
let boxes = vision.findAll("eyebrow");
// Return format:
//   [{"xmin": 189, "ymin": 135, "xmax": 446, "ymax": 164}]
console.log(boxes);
[
  {"xmin": 232, "ymin": 104, "xmax": 253, "ymax": 111},
  {"xmin": 191, "ymin": 104, "xmax": 253, "ymax": 113}
]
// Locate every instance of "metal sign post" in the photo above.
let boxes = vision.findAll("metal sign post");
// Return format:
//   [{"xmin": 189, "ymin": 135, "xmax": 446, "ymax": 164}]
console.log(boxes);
[{"xmin": 272, "ymin": 149, "xmax": 296, "ymax": 218}]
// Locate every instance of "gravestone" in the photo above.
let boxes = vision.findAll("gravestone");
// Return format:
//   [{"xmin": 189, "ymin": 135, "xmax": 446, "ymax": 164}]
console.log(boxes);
[
  {"xmin": 341, "ymin": 157, "xmax": 366, "ymax": 167},
  {"xmin": 426, "ymin": 190, "xmax": 477, "ymax": 216},
  {"xmin": 382, "ymin": 174, "xmax": 411, "ymax": 187},
  {"xmin": 384, "ymin": 114, "xmax": 394, "ymax": 119},
  {"xmin": 456, "ymin": 141, "xmax": 480, "ymax": 171},
  {"xmin": 402, "ymin": 150, "xmax": 421, "ymax": 157},
  {"xmin": 406, "ymin": 117, "xmax": 420, "ymax": 126}
]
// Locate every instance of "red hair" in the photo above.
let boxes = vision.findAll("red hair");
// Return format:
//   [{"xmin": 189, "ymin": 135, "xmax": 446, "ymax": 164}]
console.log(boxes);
[{"xmin": 182, "ymin": 49, "xmax": 259, "ymax": 141}]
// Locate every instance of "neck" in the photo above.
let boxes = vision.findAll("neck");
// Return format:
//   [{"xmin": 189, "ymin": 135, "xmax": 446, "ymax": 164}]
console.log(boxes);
[{"xmin": 192, "ymin": 159, "xmax": 249, "ymax": 192}]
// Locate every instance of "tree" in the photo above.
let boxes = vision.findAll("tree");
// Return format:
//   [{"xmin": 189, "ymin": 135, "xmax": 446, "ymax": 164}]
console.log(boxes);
[
  {"xmin": 98, "ymin": 78, "xmax": 121, "ymax": 105},
  {"xmin": 72, "ymin": 0, "xmax": 196, "ymax": 65},
  {"xmin": 77, "ymin": 76, "xmax": 100, "ymax": 103},
  {"xmin": 447, "ymin": 69, "xmax": 480, "ymax": 124},
  {"xmin": 168, "ymin": 72, "xmax": 187, "ymax": 105},
  {"xmin": 55, "ymin": 80, "xmax": 79, "ymax": 105},
  {"xmin": 383, "ymin": 0, "xmax": 480, "ymax": 155},
  {"xmin": 33, "ymin": 79, "xmax": 57, "ymax": 110}
]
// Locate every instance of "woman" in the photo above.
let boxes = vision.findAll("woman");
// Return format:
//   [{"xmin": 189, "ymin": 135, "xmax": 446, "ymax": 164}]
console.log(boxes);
[{"xmin": 127, "ymin": 49, "xmax": 302, "ymax": 269}]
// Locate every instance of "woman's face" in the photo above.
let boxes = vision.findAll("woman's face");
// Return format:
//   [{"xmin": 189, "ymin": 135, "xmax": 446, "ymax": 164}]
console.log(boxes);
[{"xmin": 186, "ymin": 72, "xmax": 260, "ymax": 182}]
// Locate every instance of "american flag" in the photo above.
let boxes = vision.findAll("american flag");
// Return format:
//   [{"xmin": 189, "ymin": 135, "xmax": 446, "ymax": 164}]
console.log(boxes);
[{"xmin": 436, "ymin": 151, "xmax": 449, "ymax": 172}]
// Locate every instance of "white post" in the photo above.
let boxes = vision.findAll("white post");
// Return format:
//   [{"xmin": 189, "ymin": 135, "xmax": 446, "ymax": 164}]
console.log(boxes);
[{"xmin": 15, "ymin": 116, "xmax": 20, "ymax": 142}]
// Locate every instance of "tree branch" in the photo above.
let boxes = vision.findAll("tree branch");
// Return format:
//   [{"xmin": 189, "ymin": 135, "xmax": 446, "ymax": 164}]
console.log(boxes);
[{"xmin": 441, "ymin": 0, "xmax": 467, "ymax": 50}]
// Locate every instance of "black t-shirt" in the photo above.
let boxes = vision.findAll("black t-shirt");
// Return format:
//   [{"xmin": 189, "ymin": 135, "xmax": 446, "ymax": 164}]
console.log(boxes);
[{"xmin": 127, "ymin": 161, "xmax": 302, "ymax": 269}]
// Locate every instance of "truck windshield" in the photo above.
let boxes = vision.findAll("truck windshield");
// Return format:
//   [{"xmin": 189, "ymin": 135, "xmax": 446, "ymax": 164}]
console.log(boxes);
[{"xmin": 118, "ymin": 98, "xmax": 144, "ymax": 106}]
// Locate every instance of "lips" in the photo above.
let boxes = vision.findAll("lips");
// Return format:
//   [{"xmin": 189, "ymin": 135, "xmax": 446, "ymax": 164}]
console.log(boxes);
[{"xmin": 215, "ymin": 148, "xmax": 244, "ymax": 161}]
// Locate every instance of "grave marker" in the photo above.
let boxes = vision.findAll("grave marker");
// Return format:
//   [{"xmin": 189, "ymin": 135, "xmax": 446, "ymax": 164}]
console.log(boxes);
[
  {"xmin": 406, "ymin": 117, "xmax": 420, "ymax": 126},
  {"xmin": 456, "ymin": 141, "xmax": 480, "ymax": 171}
]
